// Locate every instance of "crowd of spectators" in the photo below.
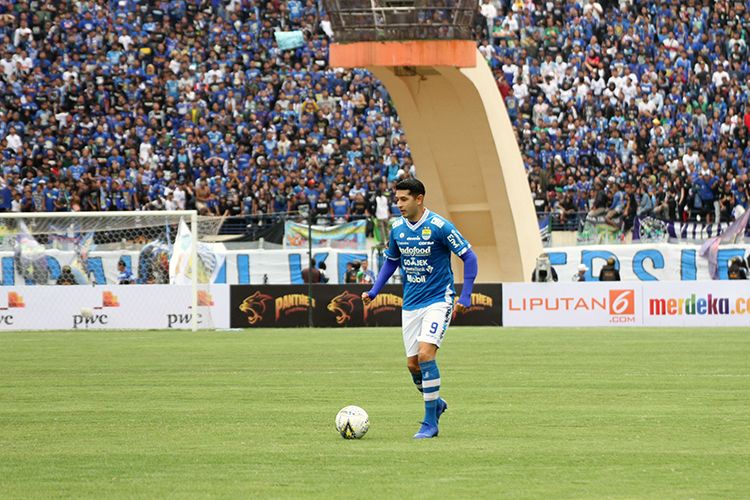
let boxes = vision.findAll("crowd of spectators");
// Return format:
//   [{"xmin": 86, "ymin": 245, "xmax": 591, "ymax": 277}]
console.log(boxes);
[
  {"xmin": 0, "ymin": 0, "xmax": 749, "ymax": 236},
  {"xmin": 486, "ymin": 0, "xmax": 750, "ymax": 230},
  {"xmin": 0, "ymin": 0, "xmax": 414, "ymax": 225}
]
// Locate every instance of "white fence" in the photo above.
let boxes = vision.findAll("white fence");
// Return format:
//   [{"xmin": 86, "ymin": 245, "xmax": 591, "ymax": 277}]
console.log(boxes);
[
  {"xmin": 545, "ymin": 243, "xmax": 749, "ymax": 281},
  {"xmin": 0, "ymin": 247, "xmax": 368, "ymax": 286},
  {"xmin": 4, "ymin": 242, "xmax": 749, "ymax": 286}
]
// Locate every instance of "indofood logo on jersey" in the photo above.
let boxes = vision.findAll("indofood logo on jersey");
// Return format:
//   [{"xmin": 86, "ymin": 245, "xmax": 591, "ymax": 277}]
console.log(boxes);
[
  {"xmin": 327, "ymin": 291, "xmax": 360, "ymax": 325},
  {"xmin": 275, "ymin": 294, "xmax": 315, "ymax": 320},
  {"xmin": 239, "ymin": 291, "xmax": 273, "ymax": 325},
  {"xmin": 399, "ymin": 246, "xmax": 431, "ymax": 256},
  {"xmin": 456, "ymin": 293, "xmax": 494, "ymax": 314},
  {"xmin": 508, "ymin": 289, "xmax": 636, "ymax": 323},
  {"xmin": 364, "ymin": 293, "xmax": 403, "ymax": 321}
]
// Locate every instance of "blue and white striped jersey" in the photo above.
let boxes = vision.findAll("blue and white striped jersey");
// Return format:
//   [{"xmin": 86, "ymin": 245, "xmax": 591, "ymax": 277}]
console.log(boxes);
[{"xmin": 384, "ymin": 209, "xmax": 471, "ymax": 311}]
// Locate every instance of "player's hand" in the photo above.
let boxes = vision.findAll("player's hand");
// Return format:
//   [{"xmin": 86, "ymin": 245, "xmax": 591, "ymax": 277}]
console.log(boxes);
[
  {"xmin": 361, "ymin": 291, "xmax": 373, "ymax": 306},
  {"xmin": 455, "ymin": 297, "xmax": 470, "ymax": 315}
]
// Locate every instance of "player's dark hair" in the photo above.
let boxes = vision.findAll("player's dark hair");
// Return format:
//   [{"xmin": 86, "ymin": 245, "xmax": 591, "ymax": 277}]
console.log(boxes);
[{"xmin": 395, "ymin": 178, "xmax": 425, "ymax": 197}]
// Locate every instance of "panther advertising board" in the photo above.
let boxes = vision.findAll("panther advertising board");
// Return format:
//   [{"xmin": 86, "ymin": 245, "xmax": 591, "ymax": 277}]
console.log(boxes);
[
  {"xmin": 230, "ymin": 285, "xmax": 316, "ymax": 327},
  {"xmin": 451, "ymin": 284, "xmax": 502, "ymax": 326},
  {"xmin": 315, "ymin": 284, "xmax": 501, "ymax": 328},
  {"xmin": 229, "ymin": 284, "xmax": 401, "ymax": 328},
  {"xmin": 502, "ymin": 282, "xmax": 640, "ymax": 327},
  {"xmin": 316, "ymin": 285, "xmax": 402, "ymax": 327},
  {"xmin": 0, "ymin": 285, "xmax": 230, "ymax": 330},
  {"xmin": 641, "ymin": 281, "xmax": 750, "ymax": 327},
  {"xmin": 229, "ymin": 284, "xmax": 502, "ymax": 328}
]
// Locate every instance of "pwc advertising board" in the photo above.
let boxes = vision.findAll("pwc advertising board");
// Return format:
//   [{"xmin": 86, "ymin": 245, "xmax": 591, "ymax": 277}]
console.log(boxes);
[
  {"xmin": 0, "ymin": 285, "xmax": 231, "ymax": 330},
  {"xmin": 229, "ymin": 284, "xmax": 503, "ymax": 328}
]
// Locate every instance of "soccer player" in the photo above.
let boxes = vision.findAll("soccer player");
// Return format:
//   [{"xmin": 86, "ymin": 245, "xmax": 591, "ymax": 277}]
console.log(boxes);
[{"xmin": 362, "ymin": 179, "xmax": 478, "ymax": 439}]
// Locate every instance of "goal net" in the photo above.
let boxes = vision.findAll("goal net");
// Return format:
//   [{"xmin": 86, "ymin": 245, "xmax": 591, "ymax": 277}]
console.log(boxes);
[{"xmin": 0, "ymin": 211, "xmax": 225, "ymax": 331}]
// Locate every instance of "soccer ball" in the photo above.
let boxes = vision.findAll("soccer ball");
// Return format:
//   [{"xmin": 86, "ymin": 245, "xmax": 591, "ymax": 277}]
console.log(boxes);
[
  {"xmin": 80, "ymin": 307, "xmax": 94, "ymax": 319},
  {"xmin": 335, "ymin": 405, "xmax": 369, "ymax": 439}
]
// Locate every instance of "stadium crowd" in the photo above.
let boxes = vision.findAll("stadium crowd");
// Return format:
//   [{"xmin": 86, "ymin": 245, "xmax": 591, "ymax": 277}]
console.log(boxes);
[
  {"xmin": 0, "ymin": 0, "xmax": 749, "ymax": 234},
  {"xmin": 487, "ymin": 0, "xmax": 750, "ymax": 230}
]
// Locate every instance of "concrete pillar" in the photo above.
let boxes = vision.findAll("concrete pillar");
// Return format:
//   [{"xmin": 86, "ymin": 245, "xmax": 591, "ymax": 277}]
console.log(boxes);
[{"xmin": 331, "ymin": 42, "xmax": 542, "ymax": 281}]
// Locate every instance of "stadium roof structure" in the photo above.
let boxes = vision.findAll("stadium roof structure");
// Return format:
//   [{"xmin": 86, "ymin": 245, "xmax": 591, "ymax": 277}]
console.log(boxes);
[{"xmin": 323, "ymin": 0, "xmax": 475, "ymax": 43}]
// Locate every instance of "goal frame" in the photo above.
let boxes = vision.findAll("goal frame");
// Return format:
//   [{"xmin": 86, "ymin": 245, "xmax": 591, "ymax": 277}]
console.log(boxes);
[{"xmin": 0, "ymin": 210, "xmax": 200, "ymax": 331}]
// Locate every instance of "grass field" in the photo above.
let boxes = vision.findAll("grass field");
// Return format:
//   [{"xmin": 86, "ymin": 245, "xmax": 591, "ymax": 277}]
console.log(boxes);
[{"xmin": 0, "ymin": 327, "xmax": 748, "ymax": 499}]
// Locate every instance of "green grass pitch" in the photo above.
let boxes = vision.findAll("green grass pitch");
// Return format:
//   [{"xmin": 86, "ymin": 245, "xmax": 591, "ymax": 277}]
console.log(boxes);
[{"xmin": 0, "ymin": 327, "xmax": 748, "ymax": 499}]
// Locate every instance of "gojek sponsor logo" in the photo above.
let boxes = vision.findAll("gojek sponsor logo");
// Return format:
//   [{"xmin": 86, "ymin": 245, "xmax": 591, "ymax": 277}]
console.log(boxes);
[{"xmin": 648, "ymin": 293, "xmax": 750, "ymax": 316}]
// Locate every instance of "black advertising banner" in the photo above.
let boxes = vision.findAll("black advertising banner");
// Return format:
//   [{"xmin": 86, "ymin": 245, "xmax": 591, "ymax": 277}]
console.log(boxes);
[
  {"xmin": 230, "ymin": 284, "xmax": 400, "ymax": 328},
  {"xmin": 315, "ymin": 285, "xmax": 402, "ymax": 327},
  {"xmin": 230, "ymin": 284, "xmax": 502, "ymax": 328},
  {"xmin": 230, "ymin": 285, "xmax": 314, "ymax": 327},
  {"xmin": 452, "ymin": 284, "xmax": 503, "ymax": 326}
]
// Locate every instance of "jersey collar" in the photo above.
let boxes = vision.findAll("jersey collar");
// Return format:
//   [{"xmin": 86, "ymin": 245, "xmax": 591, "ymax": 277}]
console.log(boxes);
[{"xmin": 404, "ymin": 208, "xmax": 430, "ymax": 231}]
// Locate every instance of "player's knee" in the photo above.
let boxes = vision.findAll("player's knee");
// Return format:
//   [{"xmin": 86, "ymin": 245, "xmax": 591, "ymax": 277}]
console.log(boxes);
[
  {"xmin": 417, "ymin": 347, "xmax": 436, "ymax": 363},
  {"xmin": 406, "ymin": 357, "xmax": 420, "ymax": 373},
  {"xmin": 417, "ymin": 354, "xmax": 435, "ymax": 364}
]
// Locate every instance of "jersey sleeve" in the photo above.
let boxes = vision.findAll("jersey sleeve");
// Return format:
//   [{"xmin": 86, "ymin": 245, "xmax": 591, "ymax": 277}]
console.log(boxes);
[
  {"xmin": 441, "ymin": 220, "xmax": 471, "ymax": 257},
  {"xmin": 383, "ymin": 221, "xmax": 401, "ymax": 261}
]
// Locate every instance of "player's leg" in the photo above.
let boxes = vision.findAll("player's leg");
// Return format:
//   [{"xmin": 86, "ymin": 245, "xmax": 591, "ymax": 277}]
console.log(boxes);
[
  {"xmin": 416, "ymin": 341, "xmax": 440, "ymax": 437},
  {"xmin": 414, "ymin": 302, "xmax": 453, "ymax": 439},
  {"xmin": 402, "ymin": 308, "xmax": 423, "ymax": 394},
  {"xmin": 406, "ymin": 355, "xmax": 422, "ymax": 393}
]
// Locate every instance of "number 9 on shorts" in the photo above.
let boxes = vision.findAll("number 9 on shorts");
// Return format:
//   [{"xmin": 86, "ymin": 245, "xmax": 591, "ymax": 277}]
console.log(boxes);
[{"xmin": 401, "ymin": 301, "xmax": 453, "ymax": 357}]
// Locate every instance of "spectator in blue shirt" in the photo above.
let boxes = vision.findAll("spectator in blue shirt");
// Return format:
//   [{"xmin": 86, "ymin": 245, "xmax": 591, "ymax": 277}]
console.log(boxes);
[{"xmin": 330, "ymin": 189, "xmax": 350, "ymax": 223}]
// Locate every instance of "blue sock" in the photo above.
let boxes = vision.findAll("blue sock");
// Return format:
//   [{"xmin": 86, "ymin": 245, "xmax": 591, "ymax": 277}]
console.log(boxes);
[
  {"xmin": 419, "ymin": 360, "xmax": 440, "ymax": 426},
  {"xmin": 411, "ymin": 371, "xmax": 423, "ymax": 393}
]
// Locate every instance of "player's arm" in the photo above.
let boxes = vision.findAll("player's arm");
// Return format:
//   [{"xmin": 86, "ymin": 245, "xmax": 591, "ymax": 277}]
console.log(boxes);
[
  {"xmin": 443, "ymin": 222, "xmax": 478, "ymax": 312},
  {"xmin": 362, "ymin": 259, "xmax": 399, "ymax": 305},
  {"xmin": 457, "ymin": 249, "xmax": 478, "ymax": 311},
  {"xmin": 362, "ymin": 224, "xmax": 400, "ymax": 304}
]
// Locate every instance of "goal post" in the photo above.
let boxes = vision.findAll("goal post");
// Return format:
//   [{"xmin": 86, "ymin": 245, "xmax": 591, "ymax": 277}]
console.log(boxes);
[{"xmin": 0, "ymin": 210, "xmax": 224, "ymax": 331}]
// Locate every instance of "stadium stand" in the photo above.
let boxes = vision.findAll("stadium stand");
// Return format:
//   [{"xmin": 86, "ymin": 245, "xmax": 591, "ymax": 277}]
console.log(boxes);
[{"xmin": 0, "ymin": 0, "xmax": 749, "ymax": 235}]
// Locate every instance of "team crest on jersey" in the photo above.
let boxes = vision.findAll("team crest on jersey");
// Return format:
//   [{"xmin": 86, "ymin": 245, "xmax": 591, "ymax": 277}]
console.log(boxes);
[{"xmin": 421, "ymin": 228, "xmax": 432, "ymax": 240}]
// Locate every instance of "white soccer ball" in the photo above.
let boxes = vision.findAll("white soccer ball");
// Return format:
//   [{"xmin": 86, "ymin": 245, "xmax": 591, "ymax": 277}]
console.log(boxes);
[
  {"xmin": 335, "ymin": 405, "xmax": 369, "ymax": 439},
  {"xmin": 80, "ymin": 307, "xmax": 94, "ymax": 319}
]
